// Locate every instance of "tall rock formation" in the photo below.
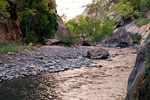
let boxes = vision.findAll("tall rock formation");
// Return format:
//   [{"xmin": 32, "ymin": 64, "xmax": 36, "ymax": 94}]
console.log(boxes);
[{"xmin": 49, "ymin": 0, "xmax": 69, "ymax": 37}]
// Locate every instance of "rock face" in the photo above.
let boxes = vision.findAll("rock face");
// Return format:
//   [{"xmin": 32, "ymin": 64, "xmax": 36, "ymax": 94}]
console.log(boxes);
[
  {"xmin": 56, "ymin": 15, "xmax": 69, "ymax": 37},
  {"xmin": 124, "ymin": 22, "xmax": 150, "ymax": 45},
  {"xmin": 107, "ymin": 28, "xmax": 133, "ymax": 47},
  {"xmin": 0, "ymin": 1, "xmax": 22, "ymax": 43},
  {"xmin": 126, "ymin": 39, "xmax": 150, "ymax": 100},
  {"xmin": 87, "ymin": 48, "xmax": 109, "ymax": 59}
]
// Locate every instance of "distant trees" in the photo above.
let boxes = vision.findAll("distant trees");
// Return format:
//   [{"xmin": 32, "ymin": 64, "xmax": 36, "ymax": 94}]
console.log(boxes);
[{"xmin": 17, "ymin": 0, "xmax": 58, "ymax": 43}]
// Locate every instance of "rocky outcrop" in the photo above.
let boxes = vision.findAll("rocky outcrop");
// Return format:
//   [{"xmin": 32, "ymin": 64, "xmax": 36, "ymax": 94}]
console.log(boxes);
[
  {"xmin": 107, "ymin": 28, "xmax": 133, "ymax": 48},
  {"xmin": 0, "ymin": 19, "xmax": 22, "ymax": 43},
  {"xmin": 56, "ymin": 15, "xmax": 69, "ymax": 37},
  {"xmin": 76, "ymin": 40, "xmax": 93, "ymax": 46},
  {"xmin": 126, "ymin": 38, "xmax": 150, "ymax": 100},
  {"xmin": 124, "ymin": 22, "xmax": 150, "ymax": 45},
  {"xmin": 0, "ymin": 0, "xmax": 22, "ymax": 43},
  {"xmin": 87, "ymin": 48, "xmax": 109, "ymax": 59},
  {"xmin": 49, "ymin": 0, "xmax": 69, "ymax": 37}
]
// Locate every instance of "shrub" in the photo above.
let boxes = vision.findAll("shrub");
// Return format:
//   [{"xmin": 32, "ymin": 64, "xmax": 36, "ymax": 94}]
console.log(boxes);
[
  {"xmin": 0, "ymin": 42, "xmax": 37, "ymax": 55},
  {"xmin": 0, "ymin": 43, "xmax": 23, "ymax": 54},
  {"xmin": 136, "ymin": 18, "xmax": 150, "ymax": 27},
  {"xmin": 25, "ymin": 31, "xmax": 38, "ymax": 44},
  {"xmin": 59, "ymin": 33, "xmax": 79, "ymax": 46},
  {"xmin": 128, "ymin": 32, "xmax": 142, "ymax": 41}
]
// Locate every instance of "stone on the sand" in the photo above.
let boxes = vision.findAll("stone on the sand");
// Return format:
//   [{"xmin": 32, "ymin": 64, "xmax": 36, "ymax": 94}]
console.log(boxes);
[
  {"xmin": 108, "ymin": 28, "xmax": 133, "ymax": 48},
  {"xmin": 87, "ymin": 48, "xmax": 109, "ymax": 59}
]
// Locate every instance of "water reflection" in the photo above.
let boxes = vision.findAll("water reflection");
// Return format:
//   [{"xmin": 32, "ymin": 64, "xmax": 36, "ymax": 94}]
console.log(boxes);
[{"xmin": 0, "ymin": 72, "xmax": 60, "ymax": 100}]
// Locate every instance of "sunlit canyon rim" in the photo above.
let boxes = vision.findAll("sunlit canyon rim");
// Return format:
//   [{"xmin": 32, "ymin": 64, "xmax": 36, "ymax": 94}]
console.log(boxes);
[{"xmin": 56, "ymin": 0, "xmax": 92, "ymax": 21}]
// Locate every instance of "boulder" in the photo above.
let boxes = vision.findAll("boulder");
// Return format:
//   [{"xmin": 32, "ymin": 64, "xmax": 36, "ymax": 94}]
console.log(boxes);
[
  {"xmin": 44, "ymin": 39, "xmax": 62, "ymax": 45},
  {"xmin": 76, "ymin": 40, "xmax": 93, "ymax": 46},
  {"xmin": 107, "ymin": 28, "xmax": 133, "ymax": 48},
  {"xmin": 126, "ymin": 39, "xmax": 150, "ymax": 100},
  {"xmin": 123, "ymin": 21, "xmax": 150, "ymax": 45},
  {"xmin": 87, "ymin": 48, "xmax": 109, "ymax": 59}
]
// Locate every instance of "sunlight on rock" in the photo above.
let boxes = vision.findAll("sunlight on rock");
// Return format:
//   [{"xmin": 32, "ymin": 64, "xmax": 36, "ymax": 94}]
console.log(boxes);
[{"xmin": 56, "ymin": 0, "xmax": 92, "ymax": 21}]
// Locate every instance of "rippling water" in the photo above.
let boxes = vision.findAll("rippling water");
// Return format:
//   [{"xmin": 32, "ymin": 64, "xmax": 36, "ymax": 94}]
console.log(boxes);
[{"xmin": 0, "ymin": 72, "xmax": 59, "ymax": 100}]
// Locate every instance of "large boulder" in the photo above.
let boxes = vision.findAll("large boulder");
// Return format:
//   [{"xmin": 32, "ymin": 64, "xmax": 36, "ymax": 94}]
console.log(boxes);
[
  {"xmin": 126, "ymin": 37, "xmax": 150, "ymax": 100},
  {"xmin": 76, "ymin": 40, "xmax": 93, "ymax": 46},
  {"xmin": 87, "ymin": 48, "xmax": 109, "ymax": 59},
  {"xmin": 107, "ymin": 28, "xmax": 133, "ymax": 48},
  {"xmin": 43, "ymin": 39, "xmax": 62, "ymax": 45}
]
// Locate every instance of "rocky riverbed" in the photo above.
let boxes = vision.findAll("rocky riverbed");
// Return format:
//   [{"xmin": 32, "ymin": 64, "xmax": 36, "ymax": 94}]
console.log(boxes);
[
  {"xmin": 0, "ymin": 46, "xmax": 95, "ymax": 81},
  {"xmin": 0, "ymin": 46, "xmax": 137, "ymax": 100},
  {"xmin": 0, "ymin": 46, "xmax": 102, "ymax": 81}
]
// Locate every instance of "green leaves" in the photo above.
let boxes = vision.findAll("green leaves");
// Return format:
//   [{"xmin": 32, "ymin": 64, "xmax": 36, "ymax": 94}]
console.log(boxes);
[
  {"xmin": 18, "ymin": 0, "xmax": 58, "ymax": 43},
  {"xmin": 110, "ymin": 1, "xmax": 139, "ymax": 18},
  {"xmin": 0, "ymin": 0, "xmax": 10, "ymax": 21}
]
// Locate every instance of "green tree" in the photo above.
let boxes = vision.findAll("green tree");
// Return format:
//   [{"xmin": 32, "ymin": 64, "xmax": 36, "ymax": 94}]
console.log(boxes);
[
  {"xmin": 110, "ymin": 1, "xmax": 139, "ymax": 18},
  {"xmin": 17, "ymin": 0, "xmax": 58, "ymax": 43}
]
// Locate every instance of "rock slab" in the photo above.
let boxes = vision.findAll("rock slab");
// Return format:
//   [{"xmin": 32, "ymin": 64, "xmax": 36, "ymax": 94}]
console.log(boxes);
[{"xmin": 87, "ymin": 48, "xmax": 109, "ymax": 59}]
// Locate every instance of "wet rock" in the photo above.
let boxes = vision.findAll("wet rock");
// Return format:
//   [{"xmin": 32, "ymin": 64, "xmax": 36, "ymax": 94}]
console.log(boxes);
[
  {"xmin": 87, "ymin": 64, "xmax": 102, "ymax": 68},
  {"xmin": 2, "ymin": 72, "xmax": 15, "ymax": 80},
  {"xmin": 87, "ymin": 48, "xmax": 109, "ymax": 59},
  {"xmin": 107, "ymin": 28, "xmax": 133, "ymax": 48}
]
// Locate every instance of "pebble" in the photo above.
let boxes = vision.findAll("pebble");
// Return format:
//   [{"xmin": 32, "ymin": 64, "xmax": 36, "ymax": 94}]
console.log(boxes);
[{"xmin": 87, "ymin": 64, "xmax": 102, "ymax": 68}]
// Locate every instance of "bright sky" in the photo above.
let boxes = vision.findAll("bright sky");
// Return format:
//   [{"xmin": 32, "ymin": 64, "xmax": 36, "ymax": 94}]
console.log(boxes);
[{"xmin": 56, "ymin": 0, "xmax": 92, "ymax": 21}]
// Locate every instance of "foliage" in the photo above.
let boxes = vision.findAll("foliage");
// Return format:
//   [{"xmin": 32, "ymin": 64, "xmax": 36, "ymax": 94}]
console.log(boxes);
[
  {"xmin": 88, "ymin": 0, "xmax": 106, "ymax": 16},
  {"xmin": 90, "ymin": 14, "xmax": 115, "ymax": 42},
  {"xmin": 128, "ymin": 32, "xmax": 142, "ymax": 41},
  {"xmin": 110, "ymin": 1, "xmax": 139, "ymax": 18},
  {"xmin": 59, "ymin": 32, "xmax": 79, "ymax": 46},
  {"xmin": 136, "ymin": 18, "xmax": 150, "ymax": 27},
  {"xmin": 17, "ymin": 0, "xmax": 58, "ymax": 43},
  {"xmin": 65, "ymin": 14, "xmax": 115, "ymax": 43},
  {"xmin": 0, "ymin": 0, "xmax": 10, "ymax": 21},
  {"xmin": 25, "ymin": 31, "xmax": 38, "ymax": 44}
]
